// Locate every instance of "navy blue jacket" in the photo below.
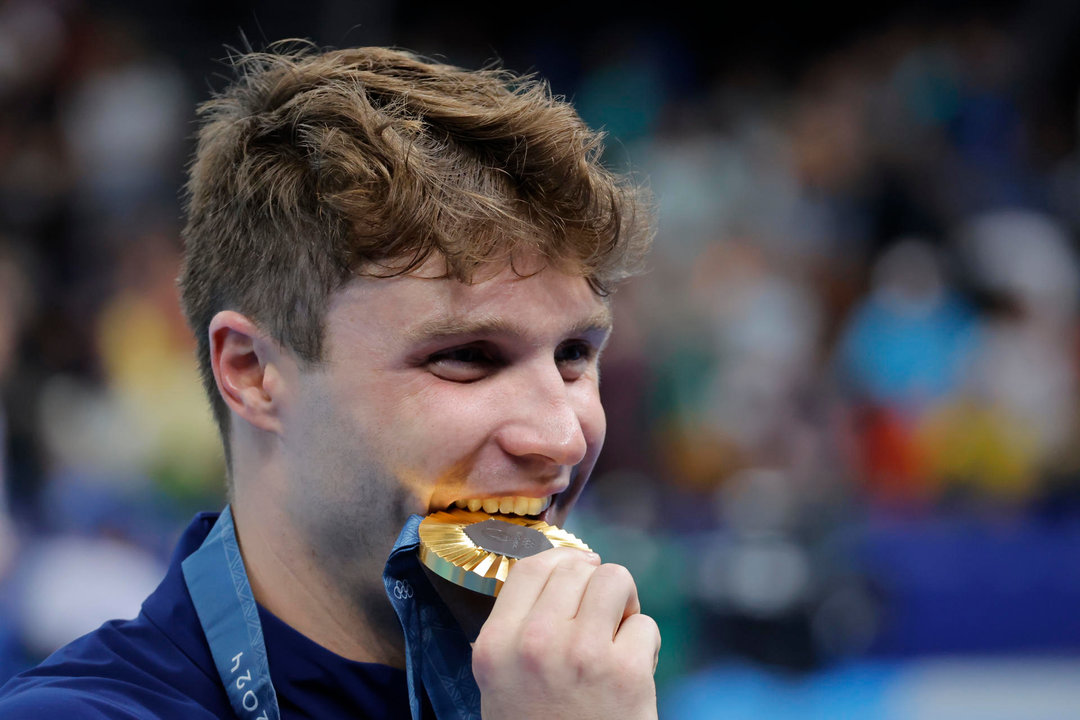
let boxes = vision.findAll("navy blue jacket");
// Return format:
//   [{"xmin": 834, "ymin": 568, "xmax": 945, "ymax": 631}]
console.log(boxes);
[{"xmin": 0, "ymin": 512, "xmax": 414, "ymax": 719}]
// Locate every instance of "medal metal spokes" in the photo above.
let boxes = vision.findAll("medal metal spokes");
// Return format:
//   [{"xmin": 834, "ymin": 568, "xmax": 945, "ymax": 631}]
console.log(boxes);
[{"xmin": 418, "ymin": 508, "xmax": 591, "ymax": 597}]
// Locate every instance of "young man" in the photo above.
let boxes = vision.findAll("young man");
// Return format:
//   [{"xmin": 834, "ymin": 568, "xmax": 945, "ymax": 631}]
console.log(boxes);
[{"xmin": 0, "ymin": 45, "xmax": 659, "ymax": 719}]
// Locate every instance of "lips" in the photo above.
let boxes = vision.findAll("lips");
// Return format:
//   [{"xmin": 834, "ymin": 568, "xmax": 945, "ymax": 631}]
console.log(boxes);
[{"xmin": 450, "ymin": 495, "xmax": 553, "ymax": 517}]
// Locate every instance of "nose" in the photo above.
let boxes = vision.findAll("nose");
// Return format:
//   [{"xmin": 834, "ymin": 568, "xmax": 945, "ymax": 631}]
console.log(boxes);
[{"xmin": 494, "ymin": 363, "xmax": 593, "ymax": 467}]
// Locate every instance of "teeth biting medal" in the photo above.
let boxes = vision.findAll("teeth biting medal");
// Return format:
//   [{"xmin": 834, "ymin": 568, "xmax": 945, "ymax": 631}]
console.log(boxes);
[{"xmin": 418, "ymin": 505, "xmax": 592, "ymax": 597}]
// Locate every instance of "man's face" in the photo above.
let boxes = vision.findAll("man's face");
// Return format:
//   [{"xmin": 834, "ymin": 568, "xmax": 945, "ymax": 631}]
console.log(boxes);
[{"xmin": 274, "ymin": 257, "xmax": 611, "ymax": 585}]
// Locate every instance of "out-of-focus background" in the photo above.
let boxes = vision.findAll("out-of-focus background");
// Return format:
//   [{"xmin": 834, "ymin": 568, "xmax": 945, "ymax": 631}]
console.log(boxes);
[{"xmin": 2, "ymin": 0, "xmax": 1080, "ymax": 716}]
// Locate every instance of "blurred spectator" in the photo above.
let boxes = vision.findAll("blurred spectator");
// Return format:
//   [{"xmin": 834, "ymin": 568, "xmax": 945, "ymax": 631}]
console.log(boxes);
[
  {"xmin": 9, "ymin": 533, "xmax": 164, "ymax": 661},
  {"xmin": 835, "ymin": 239, "xmax": 978, "ymax": 506},
  {"xmin": 0, "ymin": 244, "xmax": 31, "ymax": 575},
  {"xmin": 59, "ymin": 15, "xmax": 188, "ymax": 229}
]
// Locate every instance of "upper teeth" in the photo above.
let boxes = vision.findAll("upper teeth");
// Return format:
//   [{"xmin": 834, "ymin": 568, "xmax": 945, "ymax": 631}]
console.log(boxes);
[{"xmin": 453, "ymin": 495, "xmax": 552, "ymax": 516}]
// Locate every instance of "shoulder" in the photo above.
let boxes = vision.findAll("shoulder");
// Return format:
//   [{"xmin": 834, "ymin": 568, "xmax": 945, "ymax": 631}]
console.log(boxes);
[
  {"xmin": 0, "ymin": 513, "xmax": 229, "ymax": 718},
  {"xmin": 0, "ymin": 685, "xmax": 162, "ymax": 719},
  {"xmin": 0, "ymin": 612, "xmax": 228, "ymax": 719}
]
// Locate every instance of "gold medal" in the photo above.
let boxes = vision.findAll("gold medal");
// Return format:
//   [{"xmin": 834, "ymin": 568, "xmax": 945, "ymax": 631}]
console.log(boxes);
[{"xmin": 418, "ymin": 507, "xmax": 592, "ymax": 597}]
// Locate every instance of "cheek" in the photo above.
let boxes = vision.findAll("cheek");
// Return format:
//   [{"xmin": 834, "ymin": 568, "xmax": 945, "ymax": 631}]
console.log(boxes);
[
  {"xmin": 385, "ymin": 387, "xmax": 506, "ymax": 510},
  {"xmin": 575, "ymin": 382, "xmax": 607, "ymax": 451},
  {"xmin": 381, "ymin": 382, "xmax": 498, "ymax": 470}
]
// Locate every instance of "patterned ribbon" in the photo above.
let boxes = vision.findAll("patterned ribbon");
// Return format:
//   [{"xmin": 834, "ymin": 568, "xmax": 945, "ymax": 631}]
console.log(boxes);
[{"xmin": 384, "ymin": 514, "xmax": 482, "ymax": 720}]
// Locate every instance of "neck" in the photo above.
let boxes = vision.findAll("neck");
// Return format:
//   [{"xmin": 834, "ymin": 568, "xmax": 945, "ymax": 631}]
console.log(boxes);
[{"xmin": 229, "ymin": 489, "xmax": 406, "ymax": 668}]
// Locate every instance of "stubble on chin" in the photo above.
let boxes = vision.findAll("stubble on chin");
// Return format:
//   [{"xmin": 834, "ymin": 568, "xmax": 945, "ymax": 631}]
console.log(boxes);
[
  {"xmin": 290, "ymin": 466, "xmax": 415, "ymax": 661},
  {"xmin": 293, "ymin": 470, "xmax": 412, "ymax": 595}
]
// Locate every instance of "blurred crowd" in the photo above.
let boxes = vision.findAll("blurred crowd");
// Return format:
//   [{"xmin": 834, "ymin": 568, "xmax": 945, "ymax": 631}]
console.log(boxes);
[
  {"xmin": 576, "ymin": 5, "xmax": 1080, "ymax": 692},
  {"xmin": 1, "ymin": 0, "xmax": 1079, "ymax": 706}
]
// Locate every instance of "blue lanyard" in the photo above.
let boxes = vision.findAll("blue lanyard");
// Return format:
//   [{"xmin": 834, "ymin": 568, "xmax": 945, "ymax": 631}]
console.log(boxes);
[
  {"xmin": 182, "ymin": 506, "xmax": 481, "ymax": 720},
  {"xmin": 181, "ymin": 506, "xmax": 279, "ymax": 720},
  {"xmin": 384, "ymin": 515, "xmax": 481, "ymax": 720}
]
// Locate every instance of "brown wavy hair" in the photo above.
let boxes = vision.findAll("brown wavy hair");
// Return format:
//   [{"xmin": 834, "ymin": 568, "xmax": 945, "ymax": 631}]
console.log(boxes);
[{"xmin": 179, "ymin": 43, "xmax": 654, "ymax": 450}]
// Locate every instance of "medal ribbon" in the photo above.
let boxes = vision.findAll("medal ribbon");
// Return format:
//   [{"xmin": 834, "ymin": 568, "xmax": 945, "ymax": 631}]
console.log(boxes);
[
  {"xmin": 182, "ymin": 505, "xmax": 280, "ymax": 720},
  {"xmin": 384, "ymin": 514, "xmax": 482, "ymax": 720}
]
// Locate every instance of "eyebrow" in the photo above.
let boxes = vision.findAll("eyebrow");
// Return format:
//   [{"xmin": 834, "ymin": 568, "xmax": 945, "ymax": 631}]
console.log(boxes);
[{"xmin": 405, "ymin": 306, "xmax": 613, "ymax": 344}]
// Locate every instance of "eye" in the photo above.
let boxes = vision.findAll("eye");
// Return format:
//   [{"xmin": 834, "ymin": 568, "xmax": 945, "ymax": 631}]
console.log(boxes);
[
  {"xmin": 427, "ymin": 344, "xmax": 501, "ymax": 383},
  {"xmin": 555, "ymin": 340, "xmax": 595, "ymax": 381}
]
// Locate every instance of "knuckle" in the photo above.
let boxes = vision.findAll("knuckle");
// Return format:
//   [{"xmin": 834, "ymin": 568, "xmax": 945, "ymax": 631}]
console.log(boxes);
[
  {"xmin": 596, "ymin": 562, "xmax": 634, "ymax": 586},
  {"xmin": 567, "ymin": 637, "xmax": 603, "ymax": 675},
  {"xmin": 517, "ymin": 619, "xmax": 556, "ymax": 670},
  {"xmin": 635, "ymin": 612, "xmax": 661, "ymax": 639},
  {"xmin": 649, "ymin": 616, "xmax": 662, "ymax": 647},
  {"xmin": 550, "ymin": 557, "xmax": 592, "ymax": 579},
  {"xmin": 474, "ymin": 616, "xmax": 508, "ymax": 648},
  {"xmin": 471, "ymin": 636, "xmax": 500, "ymax": 687},
  {"xmin": 612, "ymin": 641, "xmax": 654, "ymax": 680},
  {"xmin": 625, "ymin": 613, "xmax": 661, "ymax": 648}
]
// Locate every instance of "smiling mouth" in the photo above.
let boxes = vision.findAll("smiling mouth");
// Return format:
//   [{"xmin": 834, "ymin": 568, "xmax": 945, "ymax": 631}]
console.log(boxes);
[{"xmin": 449, "ymin": 495, "xmax": 553, "ymax": 517}]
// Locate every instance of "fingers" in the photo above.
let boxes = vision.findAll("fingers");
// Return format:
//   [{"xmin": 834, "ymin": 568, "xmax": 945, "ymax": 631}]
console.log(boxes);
[
  {"xmin": 484, "ymin": 547, "xmax": 601, "ymax": 629},
  {"xmin": 528, "ymin": 555, "xmax": 602, "ymax": 621},
  {"xmin": 484, "ymin": 546, "xmax": 645, "ymax": 654},
  {"xmin": 613, "ymin": 612, "xmax": 662, "ymax": 675},
  {"xmin": 575, "ymin": 563, "xmax": 641, "ymax": 636},
  {"xmin": 473, "ymin": 548, "xmax": 662, "ymax": 720}
]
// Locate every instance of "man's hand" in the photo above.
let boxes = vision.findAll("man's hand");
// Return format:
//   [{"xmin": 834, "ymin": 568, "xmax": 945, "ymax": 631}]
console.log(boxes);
[{"xmin": 471, "ymin": 547, "xmax": 661, "ymax": 720}]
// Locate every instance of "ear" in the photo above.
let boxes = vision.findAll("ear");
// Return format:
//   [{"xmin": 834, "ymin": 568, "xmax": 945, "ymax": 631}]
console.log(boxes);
[{"xmin": 208, "ymin": 310, "xmax": 287, "ymax": 436}]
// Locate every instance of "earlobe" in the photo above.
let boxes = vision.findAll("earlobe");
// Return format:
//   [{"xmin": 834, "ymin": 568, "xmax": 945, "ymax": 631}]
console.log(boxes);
[{"xmin": 208, "ymin": 310, "xmax": 284, "ymax": 435}]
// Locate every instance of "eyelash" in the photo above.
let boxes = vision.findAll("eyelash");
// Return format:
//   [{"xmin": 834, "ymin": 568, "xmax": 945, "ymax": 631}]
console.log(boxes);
[
  {"xmin": 425, "ymin": 341, "xmax": 595, "ymax": 377},
  {"xmin": 555, "ymin": 341, "xmax": 593, "ymax": 364},
  {"xmin": 431, "ymin": 345, "xmax": 500, "ymax": 367}
]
